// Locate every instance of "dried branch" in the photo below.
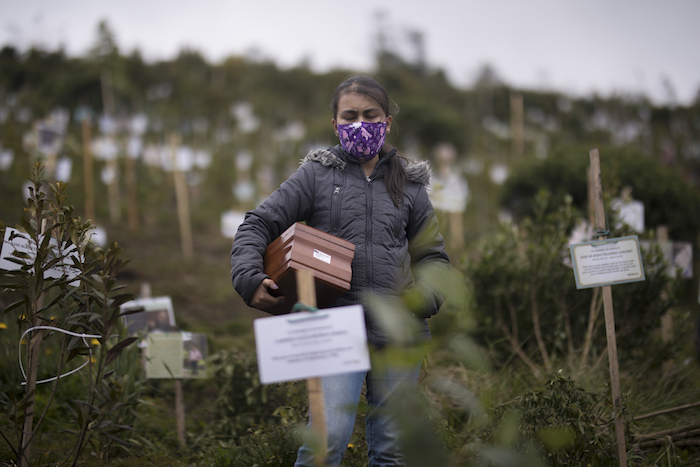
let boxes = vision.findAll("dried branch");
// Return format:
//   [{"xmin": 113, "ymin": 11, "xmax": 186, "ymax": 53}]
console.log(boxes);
[
  {"xmin": 530, "ymin": 279, "xmax": 551, "ymax": 372},
  {"xmin": 633, "ymin": 402, "xmax": 700, "ymax": 421},
  {"xmin": 580, "ymin": 287, "xmax": 601, "ymax": 367},
  {"xmin": 496, "ymin": 304, "xmax": 541, "ymax": 376}
]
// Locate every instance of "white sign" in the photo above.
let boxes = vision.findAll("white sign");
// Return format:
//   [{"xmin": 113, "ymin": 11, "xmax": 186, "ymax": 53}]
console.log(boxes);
[
  {"xmin": 127, "ymin": 136, "xmax": 143, "ymax": 159},
  {"xmin": 639, "ymin": 240, "xmax": 693, "ymax": 279},
  {"xmin": 220, "ymin": 210, "xmax": 246, "ymax": 239},
  {"xmin": 86, "ymin": 225, "xmax": 108, "ymax": 248},
  {"xmin": 129, "ymin": 114, "xmax": 148, "ymax": 135},
  {"xmin": 570, "ymin": 236, "xmax": 645, "ymax": 289},
  {"xmin": 55, "ymin": 157, "xmax": 72, "ymax": 182},
  {"xmin": 101, "ymin": 165, "xmax": 118, "ymax": 184},
  {"xmin": 429, "ymin": 173, "xmax": 470, "ymax": 213},
  {"xmin": 92, "ymin": 136, "xmax": 119, "ymax": 161},
  {"xmin": 0, "ymin": 149, "xmax": 14, "ymax": 170},
  {"xmin": 611, "ymin": 198, "xmax": 644, "ymax": 233},
  {"xmin": 233, "ymin": 180, "xmax": 255, "ymax": 203},
  {"xmin": 0, "ymin": 227, "xmax": 81, "ymax": 285},
  {"xmin": 120, "ymin": 296, "xmax": 177, "ymax": 335},
  {"xmin": 254, "ymin": 305, "xmax": 370, "ymax": 384}
]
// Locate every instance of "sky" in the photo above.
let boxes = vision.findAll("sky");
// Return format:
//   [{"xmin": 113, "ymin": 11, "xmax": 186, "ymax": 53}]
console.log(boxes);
[{"xmin": 1, "ymin": 0, "xmax": 699, "ymax": 106}]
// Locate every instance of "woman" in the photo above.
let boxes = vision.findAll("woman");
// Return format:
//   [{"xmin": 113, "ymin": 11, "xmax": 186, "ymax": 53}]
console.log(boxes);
[{"xmin": 230, "ymin": 75, "xmax": 450, "ymax": 466}]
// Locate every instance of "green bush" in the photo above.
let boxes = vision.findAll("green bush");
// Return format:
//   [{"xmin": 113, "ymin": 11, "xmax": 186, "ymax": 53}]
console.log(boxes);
[
  {"xmin": 467, "ymin": 193, "xmax": 677, "ymax": 371},
  {"xmin": 492, "ymin": 372, "xmax": 619, "ymax": 467},
  {"xmin": 500, "ymin": 145, "xmax": 700, "ymax": 243},
  {"xmin": 199, "ymin": 349, "xmax": 307, "ymax": 445}
]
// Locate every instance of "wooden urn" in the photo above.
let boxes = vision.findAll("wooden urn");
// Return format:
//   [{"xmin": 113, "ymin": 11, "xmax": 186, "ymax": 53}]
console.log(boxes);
[{"xmin": 263, "ymin": 223, "xmax": 355, "ymax": 314}]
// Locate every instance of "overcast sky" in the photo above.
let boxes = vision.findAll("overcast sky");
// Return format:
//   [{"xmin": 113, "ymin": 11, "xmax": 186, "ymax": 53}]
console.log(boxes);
[{"xmin": 1, "ymin": 0, "xmax": 699, "ymax": 105}]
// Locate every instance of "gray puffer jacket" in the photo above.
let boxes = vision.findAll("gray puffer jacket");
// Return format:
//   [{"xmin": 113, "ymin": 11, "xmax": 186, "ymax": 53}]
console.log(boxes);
[{"xmin": 230, "ymin": 145, "xmax": 450, "ymax": 348}]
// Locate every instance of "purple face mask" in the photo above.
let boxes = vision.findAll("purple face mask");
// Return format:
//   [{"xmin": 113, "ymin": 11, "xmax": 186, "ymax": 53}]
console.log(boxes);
[{"xmin": 336, "ymin": 121, "xmax": 387, "ymax": 162}]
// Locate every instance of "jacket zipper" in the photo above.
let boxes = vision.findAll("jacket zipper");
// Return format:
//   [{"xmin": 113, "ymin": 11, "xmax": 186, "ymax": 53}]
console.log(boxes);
[
  {"xmin": 365, "ymin": 176, "xmax": 372, "ymax": 292},
  {"xmin": 331, "ymin": 186, "xmax": 341, "ymax": 234}
]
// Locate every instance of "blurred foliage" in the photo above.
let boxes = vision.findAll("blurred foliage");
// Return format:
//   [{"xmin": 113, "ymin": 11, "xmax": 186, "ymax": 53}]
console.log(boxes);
[
  {"xmin": 500, "ymin": 145, "xmax": 700, "ymax": 243},
  {"xmin": 492, "ymin": 372, "xmax": 619, "ymax": 467},
  {"xmin": 200, "ymin": 349, "xmax": 307, "ymax": 444},
  {"xmin": 468, "ymin": 193, "xmax": 679, "ymax": 371}
]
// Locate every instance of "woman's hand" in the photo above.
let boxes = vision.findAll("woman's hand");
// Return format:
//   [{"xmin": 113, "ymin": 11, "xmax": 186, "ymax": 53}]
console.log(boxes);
[{"xmin": 250, "ymin": 278, "xmax": 285, "ymax": 310}]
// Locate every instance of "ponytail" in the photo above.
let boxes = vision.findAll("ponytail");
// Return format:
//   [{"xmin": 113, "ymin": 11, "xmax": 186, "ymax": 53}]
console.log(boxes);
[{"xmin": 383, "ymin": 147, "xmax": 408, "ymax": 208}]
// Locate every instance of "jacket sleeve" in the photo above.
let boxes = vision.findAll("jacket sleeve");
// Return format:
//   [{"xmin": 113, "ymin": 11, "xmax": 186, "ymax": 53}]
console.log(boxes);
[
  {"xmin": 230, "ymin": 162, "xmax": 316, "ymax": 305},
  {"xmin": 405, "ymin": 185, "xmax": 451, "ymax": 318}
]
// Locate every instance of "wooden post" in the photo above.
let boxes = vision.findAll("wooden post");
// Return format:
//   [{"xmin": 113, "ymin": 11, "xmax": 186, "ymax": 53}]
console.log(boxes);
[
  {"xmin": 170, "ymin": 134, "xmax": 193, "ymax": 260},
  {"xmin": 657, "ymin": 226, "xmax": 674, "ymax": 343},
  {"xmin": 126, "ymin": 155, "xmax": 139, "ymax": 234},
  {"xmin": 510, "ymin": 92, "xmax": 524, "ymax": 159},
  {"xmin": 448, "ymin": 211, "xmax": 464, "ymax": 251},
  {"xmin": 590, "ymin": 148, "xmax": 628, "ymax": 467},
  {"xmin": 140, "ymin": 283, "xmax": 186, "ymax": 447},
  {"xmin": 587, "ymin": 167, "xmax": 595, "ymax": 226},
  {"xmin": 174, "ymin": 379, "xmax": 186, "ymax": 447},
  {"xmin": 296, "ymin": 269, "xmax": 327, "ymax": 467},
  {"xmin": 100, "ymin": 72, "xmax": 120, "ymax": 225},
  {"xmin": 106, "ymin": 156, "xmax": 121, "ymax": 224},
  {"xmin": 82, "ymin": 118, "xmax": 95, "ymax": 221}
]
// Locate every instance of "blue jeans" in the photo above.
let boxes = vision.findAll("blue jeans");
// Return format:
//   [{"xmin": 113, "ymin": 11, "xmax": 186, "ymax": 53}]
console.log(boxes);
[{"xmin": 294, "ymin": 363, "xmax": 421, "ymax": 467}]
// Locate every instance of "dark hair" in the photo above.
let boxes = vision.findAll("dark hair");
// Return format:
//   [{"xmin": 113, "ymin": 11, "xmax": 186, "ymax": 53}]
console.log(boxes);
[{"xmin": 331, "ymin": 75, "xmax": 407, "ymax": 208}]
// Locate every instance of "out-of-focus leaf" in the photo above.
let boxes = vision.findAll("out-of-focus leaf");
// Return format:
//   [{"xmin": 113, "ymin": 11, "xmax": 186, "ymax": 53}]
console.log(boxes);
[
  {"xmin": 537, "ymin": 426, "xmax": 575, "ymax": 450},
  {"xmin": 105, "ymin": 337, "xmax": 138, "ymax": 366}
]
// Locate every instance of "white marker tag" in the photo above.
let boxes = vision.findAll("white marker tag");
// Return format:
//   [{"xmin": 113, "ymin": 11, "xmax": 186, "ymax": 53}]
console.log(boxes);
[{"xmin": 313, "ymin": 249, "xmax": 331, "ymax": 264}]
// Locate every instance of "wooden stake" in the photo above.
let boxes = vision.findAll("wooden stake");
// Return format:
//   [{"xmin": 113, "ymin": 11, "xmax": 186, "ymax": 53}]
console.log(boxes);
[
  {"xmin": 657, "ymin": 226, "xmax": 674, "ymax": 343},
  {"xmin": 126, "ymin": 155, "xmax": 139, "ymax": 234},
  {"xmin": 448, "ymin": 211, "xmax": 464, "ymax": 251},
  {"xmin": 170, "ymin": 134, "xmax": 193, "ymax": 260},
  {"xmin": 82, "ymin": 118, "xmax": 95, "ymax": 221},
  {"xmin": 587, "ymin": 166, "xmax": 595, "ymax": 226},
  {"xmin": 139, "ymin": 283, "xmax": 186, "ymax": 446},
  {"xmin": 107, "ymin": 157, "xmax": 121, "ymax": 224},
  {"xmin": 296, "ymin": 269, "xmax": 327, "ymax": 467},
  {"xmin": 174, "ymin": 379, "xmax": 186, "ymax": 448},
  {"xmin": 510, "ymin": 92, "xmax": 524, "ymax": 159},
  {"xmin": 590, "ymin": 148, "xmax": 627, "ymax": 467}
]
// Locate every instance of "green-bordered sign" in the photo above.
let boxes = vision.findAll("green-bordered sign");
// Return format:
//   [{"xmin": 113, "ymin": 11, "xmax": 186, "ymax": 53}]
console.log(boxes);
[{"xmin": 570, "ymin": 235, "xmax": 645, "ymax": 289}]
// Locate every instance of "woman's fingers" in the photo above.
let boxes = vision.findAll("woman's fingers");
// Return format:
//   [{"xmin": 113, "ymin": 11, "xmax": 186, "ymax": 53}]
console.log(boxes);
[{"xmin": 251, "ymin": 278, "xmax": 285, "ymax": 310}]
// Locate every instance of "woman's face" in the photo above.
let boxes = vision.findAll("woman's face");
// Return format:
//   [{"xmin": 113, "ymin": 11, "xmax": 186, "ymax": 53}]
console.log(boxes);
[{"xmin": 332, "ymin": 92, "xmax": 392, "ymax": 136}]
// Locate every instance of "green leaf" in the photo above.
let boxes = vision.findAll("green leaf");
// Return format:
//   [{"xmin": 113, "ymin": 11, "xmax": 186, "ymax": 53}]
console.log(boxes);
[
  {"xmin": 103, "ymin": 431, "xmax": 132, "ymax": 446},
  {"xmin": 105, "ymin": 337, "xmax": 138, "ymax": 366},
  {"xmin": 3, "ymin": 299, "xmax": 27, "ymax": 314},
  {"xmin": 537, "ymin": 426, "xmax": 575, "ymax": 450},
  {"xmin": 119, "ymin": 306, "xmax": 145, "ymax": 317}
]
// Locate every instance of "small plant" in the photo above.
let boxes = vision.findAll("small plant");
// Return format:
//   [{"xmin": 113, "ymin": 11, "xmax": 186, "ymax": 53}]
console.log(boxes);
[
  {"xmin": 491, "ymin": 372, "xmax": 619, "ymax": 467},
  {"xmin": 0, "ymin": 163, "xmax": 140, "ymax": 466},
  {"xmin": 200, "ymin": 348, "xmax": 307, "ymax": 445}
]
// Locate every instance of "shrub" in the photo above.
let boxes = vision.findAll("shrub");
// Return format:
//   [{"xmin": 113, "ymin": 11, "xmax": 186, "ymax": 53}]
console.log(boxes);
[
  {"xmin": 492, "ymin": 372, "xmax": 619, "ymax": 467},
  {"xmin": 467, "ymin": 193, "xmax": 677, "ymax": 371}
]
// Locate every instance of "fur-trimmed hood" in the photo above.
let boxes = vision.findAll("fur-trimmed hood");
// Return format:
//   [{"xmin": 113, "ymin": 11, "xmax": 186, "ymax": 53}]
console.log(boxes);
[{"xmin": 302, "ymin": 147, "xmax": 432, "ymax": 186}]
